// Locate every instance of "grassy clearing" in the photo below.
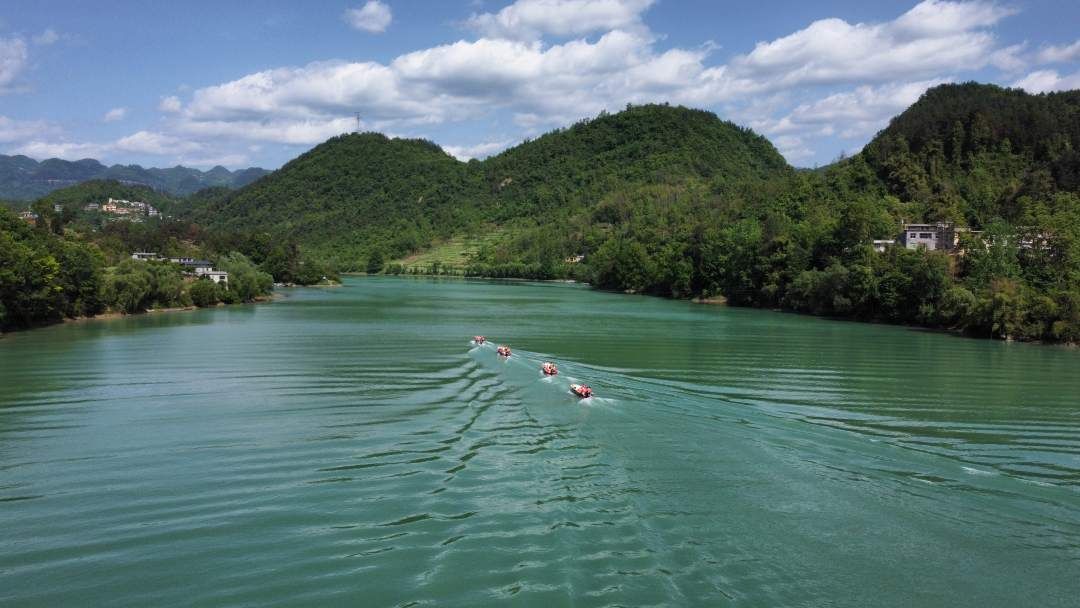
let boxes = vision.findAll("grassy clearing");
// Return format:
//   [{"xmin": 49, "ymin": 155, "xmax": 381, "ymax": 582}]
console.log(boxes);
[{"xmin": 393, "ymin": 227, "xmax": 512, "ymax": 270}]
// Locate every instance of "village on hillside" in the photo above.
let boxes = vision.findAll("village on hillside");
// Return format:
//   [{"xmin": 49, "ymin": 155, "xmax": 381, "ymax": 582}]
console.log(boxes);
[{"xmin": 18, "ymin": 197, "xmax": 163, "ymax": 225}]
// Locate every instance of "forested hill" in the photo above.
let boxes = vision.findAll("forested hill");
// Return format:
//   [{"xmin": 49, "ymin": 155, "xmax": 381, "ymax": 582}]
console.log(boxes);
[
  {"xmin": 188, "ymin": 133, "xmax": 490, "ymax": 261},
  {"xmin": 860, "ymin": 82, "xmax": 1080, "ymax": 225},
  {"xmin": 483, "ymin": 104, "xmax": 790, "ymax": 218},
  {"xmin": 0, "ymin": 155, "xmax": 269, "ymax": 200},
  {"xmin": 187, "ymin": 104, "xmax": 792, "ymax": 265}
]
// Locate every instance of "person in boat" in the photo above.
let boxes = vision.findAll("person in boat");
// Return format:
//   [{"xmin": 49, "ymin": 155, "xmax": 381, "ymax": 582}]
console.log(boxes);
[
  {"xmin": 542, "ymin": 362, "xmax": 558, "ymax": 376},
  {"xmin": 474, "ymin": 335, "xmax": 486, "ymax": 345},
  {"xmin": 570, "ymin": 384, "xmax": 592, "ymax": 398},
  {"xmin": 497, "ymin": 345, "xmax": 511, "ymax": 357}
]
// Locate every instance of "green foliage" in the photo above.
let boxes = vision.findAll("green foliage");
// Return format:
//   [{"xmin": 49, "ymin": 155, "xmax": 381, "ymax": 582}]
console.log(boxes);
[
  {"xmin": 217, "ymin": 252, "xmax": 273, "ymax": 302},
  {"xmin": 189, "ymin": 279, "xmax": 220, "ymax": 308},
  {"xmin": 102, "ymin": 261, "xmax": 153, "ymax": 314},
  {"xmin": 187, "ymin": 104, "xmax": 790, "ymax": 272},
  {"xmin": 0, "ymin": 207, "xmax": 104, "ymax": 330},
  {"xmin": 366, "ymin": 248, "xmax": 385, "ymax": 274}
]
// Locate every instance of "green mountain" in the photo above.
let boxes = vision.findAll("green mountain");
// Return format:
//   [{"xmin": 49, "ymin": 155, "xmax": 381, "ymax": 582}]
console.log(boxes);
[
  {"xmin": 188, "ymin": 104, "xmax": 790, "ymax": 266},
  {"xmin": 861, "ymin": 82, "xmax": 1080, "ymax": 226},
  {"xmin": 189, "ymin": 133, "xmax": 488, "ymax": 262},
  {"xmin": 0, "ymin": 155, "xmax": 270, "ymax": 200}
]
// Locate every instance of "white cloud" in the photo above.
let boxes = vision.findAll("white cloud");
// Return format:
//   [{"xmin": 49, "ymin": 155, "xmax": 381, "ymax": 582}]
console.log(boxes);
[
  {"xmin": 989, "ymin": 43, "xmax": 1027, "ymax": 73},
  {"xmin": 466, "ymin": 0, "xmax": 655, "ymax": 40},
  {"xmin": 1036, "ymin": 40, "xmax": 1080, "ymax": 64},
  {"xmin": 759, "ymin": 79, "xmax": 951, "ymax": 141},
  {"xmin": 114, "ymin": 130, "xmax": 201, "ymax": 155},
  {"xmin": 772, "ymin": 135, "xmax": 814, "ymax": 164},
  {"xmin": 1012, "ymin": 69, "xmax": 1080, "ymax": 94},
  {"xmin": 11, "ymin": 140, "xmax": 108, "ymax": 160},
  {"xmin": 724, "ymin": 1, "xmax": 1013, "ymax": 92},
  {"xmin": 103, "ymin": 107, "xmax": 128, "ymax": 122},
  {"xmin": 177, "ymin": 117, "xmax": 356, "ymax": 145},
  {"xmin": 891, "ymin": 0, "xmax": 1014, "ymax": 36},
  {"xmin": 145, "ymin": 0, "xmax": 1025, "ymax": 165},
  {"xmin": 344, "ymin": 1, "xmax": 393, "ymax": 33},
  {"xmin": 444, "ymin": 139, "xmax": 512, "ymax": 160},
  {"xmin": 159, "ymin": 95, "xmax": 182, "ymax": 112},
  {"xmin": 11, "ymin": 0, "xmax": 1032, "ymax": 167},
  {"xmin": 32, "ymin": 28, "xmax": 60, "ymax": 46},
  {"xmin": 174, "ymin": 153, "xmax": 250, "ymax": 168},
  {"xmin": 0, "ymin": 36, "xmax": 28, "ymax": 90},
  {"xmin": 0, "ymin": 115, "xmax": 59, "ymax": 143}
]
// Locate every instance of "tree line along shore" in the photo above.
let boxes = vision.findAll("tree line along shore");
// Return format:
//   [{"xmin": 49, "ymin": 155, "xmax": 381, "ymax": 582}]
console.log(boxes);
[{"xmin": 4, "ymin": 83, "xmax": 1080, "ymax": 343}]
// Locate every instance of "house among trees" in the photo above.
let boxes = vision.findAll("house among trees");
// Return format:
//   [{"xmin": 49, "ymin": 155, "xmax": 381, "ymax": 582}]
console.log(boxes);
[
  {"xmin": 900, "ymin": 223, "xmax": 956, "ymax": 251},
  {"xmin": 18, "ymin": 210, "xmax": 38, "ymax": 224},
  {"xmin": 131, "ymin": 253, "xmax": 229, "ymax": 287}
]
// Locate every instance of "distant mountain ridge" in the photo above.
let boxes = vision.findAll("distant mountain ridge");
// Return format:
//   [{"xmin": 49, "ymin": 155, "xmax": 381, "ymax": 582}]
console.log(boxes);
[{"xmin": 0, "ymin": 154, "xmax": 270, "ymax": 200}]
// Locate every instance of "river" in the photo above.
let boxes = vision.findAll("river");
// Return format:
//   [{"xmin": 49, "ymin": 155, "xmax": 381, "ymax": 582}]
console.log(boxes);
[{"xmin": 1, "ymin": 277, "xmax": 1078, "ymax": 606}]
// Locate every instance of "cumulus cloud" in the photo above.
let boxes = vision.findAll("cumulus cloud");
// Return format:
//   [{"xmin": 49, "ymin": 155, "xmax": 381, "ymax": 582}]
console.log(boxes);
[
  {"xmin": 772, "ymin": 135, "xmax": 815, "ymax": 164},
  {"xmin": 0, "ymin": 36, "xmax": 28, "ymax": 90},
  {"xmin": 0, "ymin": 115, "xmax": 60, "ymax": 143},
  {"xmin": 177, "ymin": 117, "xmax": 357, "ymax": 146},
  {"xmin": 9, "ymin": 0, "xmax": 1033, "ymax": 166},
  {"xmin": 11, "ymin": 129, "xmax": 202, "ymax": 162},
  {"xmin": 757, "ymin": 79, "xmax": 951, "ymax": 140},
  {"xmin": 1036, "ymin": 40, "xmax": 1080, "ymax": 64},
  {"xmin": 103, "ymin": 107, "xmax": 128, "ymax": 122},
  {"xmin": 170, "ymin": 0, "xmax": 1018, "ymax": 149},
  {"xmin": 159, "ymin": 95, "xmax": 183, "ymax": 112},
  {"xmin": 723, "ymin": 0, "xmax": 1013, "ymax": 92},
  {"xmin": 466, "ymin": 0, "xmax": 655, "ymax": 40},
  {"xmin": 1012, "ymin": 69, "xmax": 1080, "ymax": 94},
  {"xmin": 344, "ymin": 1, "xmax": 393, "ymax": 33},
  {"xmin": 11, "ymin": 140, "xmax": 108, "ymax": 160},
  {"xmin": 444, "ymin": 139, "xmax": 513, "ymax": 160},
  {"xmin": 115, "ymin": 130, "xmax": 201, "ymax": 155},
  {"xmin": 174, "ymin": 153, "xmax": 250, "ymax": 168}
]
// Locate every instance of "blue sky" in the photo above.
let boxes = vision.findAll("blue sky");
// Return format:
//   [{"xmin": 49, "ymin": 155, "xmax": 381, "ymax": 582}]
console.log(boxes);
[{"xmin": 1, "ymin": 0, "xmax": 1079, "ymax": 169}]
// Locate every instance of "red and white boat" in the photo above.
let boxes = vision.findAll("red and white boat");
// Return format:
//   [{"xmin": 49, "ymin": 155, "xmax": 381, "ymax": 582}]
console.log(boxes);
[
  {"xmin": 496, "ymin": 345, "xmax": 512, "ymax": 357},
  {"xmin": 541, "ymin": 362, "xmax": 558, "ymax": 376},
  {"xmin": 473, "ymin": 335, "xmax": 486, "ymax": 345},
  {"xmin": 570, "ymin": 384, "xmax": 593, "ymax": 398}
]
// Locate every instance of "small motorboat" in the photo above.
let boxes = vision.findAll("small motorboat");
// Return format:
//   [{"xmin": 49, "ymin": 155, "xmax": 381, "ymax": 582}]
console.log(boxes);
[
  {"xmin": 570, "ymin": 383, "xmax": 592, "ymax": 398},
  {"xmin": 541, "ymin": 362, "xmax": 558, "ymax": 376},
  {"xmin": 496, "ymin": 345, "xmax": 512, "ymax": 357},
  {"xmin": 473, "ymin": 335, "xmax": 486, "ymax": 345}
]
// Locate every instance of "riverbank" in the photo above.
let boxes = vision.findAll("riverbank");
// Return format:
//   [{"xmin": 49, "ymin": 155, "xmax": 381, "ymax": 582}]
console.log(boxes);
[{"xmin": 1, "ymin": 293, "xmax": 281, "ymax": 338}]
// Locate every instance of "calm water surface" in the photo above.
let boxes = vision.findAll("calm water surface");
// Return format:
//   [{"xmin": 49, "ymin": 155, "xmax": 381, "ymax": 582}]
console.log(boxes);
[{"xmin": 1, "ymin": 277, "xmax": 1078, "ymax": 606}]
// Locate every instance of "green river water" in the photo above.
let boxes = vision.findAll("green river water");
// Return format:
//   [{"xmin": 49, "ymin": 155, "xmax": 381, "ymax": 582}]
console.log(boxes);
[{"xmin": 1, "ymin": 276, "xmax": 1078, "ymax": 606}]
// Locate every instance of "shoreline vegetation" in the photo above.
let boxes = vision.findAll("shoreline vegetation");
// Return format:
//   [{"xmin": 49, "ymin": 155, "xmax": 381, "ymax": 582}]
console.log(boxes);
[{"xmin": 4, "ymin": 84, "xmax": 1079, "ymax": 345}]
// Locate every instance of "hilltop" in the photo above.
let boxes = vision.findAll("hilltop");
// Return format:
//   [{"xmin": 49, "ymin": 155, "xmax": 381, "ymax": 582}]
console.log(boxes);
[
  {"xmin": 860, "ymin": 82, "xmax": 1080, "ymax": 226},
  {"xmin": 187, "ymin": 104, "xmax": 791, "ymax": 267},
  {"xmin": 0, "ymin": 154, "xmax": 270, "ymax": 200}
]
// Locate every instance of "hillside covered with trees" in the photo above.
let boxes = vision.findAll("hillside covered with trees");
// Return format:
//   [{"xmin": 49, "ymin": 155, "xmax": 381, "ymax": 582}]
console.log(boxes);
[
  {"xmin": 5, "ymin": 84, "xmax": 1080, "ymax": 342},
  {"xmin": 184, "ymin": 104, "xmax": 791, "ymax": 269},
  {"xmin": 467, "ymin": 84, "xmax": 1080, "ymax": 342}
]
